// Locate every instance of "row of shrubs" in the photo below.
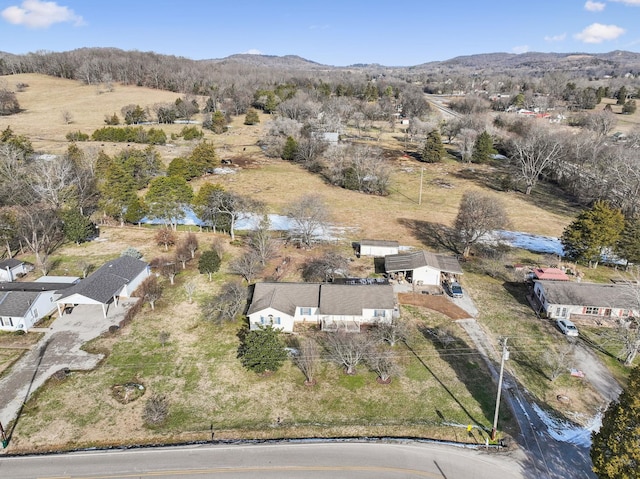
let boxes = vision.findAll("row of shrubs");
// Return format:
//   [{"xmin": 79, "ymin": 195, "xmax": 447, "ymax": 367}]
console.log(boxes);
[{"xmin": 66, "ymin": 125, "xmax": 203, "ymax": 144}]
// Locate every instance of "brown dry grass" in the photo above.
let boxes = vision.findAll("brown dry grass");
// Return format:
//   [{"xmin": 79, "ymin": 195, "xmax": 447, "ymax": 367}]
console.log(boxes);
[{"xmin": 0, "ymin": 74, "xmax": 598, "ymax": 452}]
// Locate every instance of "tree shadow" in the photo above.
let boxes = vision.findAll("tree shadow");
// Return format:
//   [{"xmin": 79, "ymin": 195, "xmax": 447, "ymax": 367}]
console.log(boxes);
[
  {"xmin": 409, "ymin": 327, "xmax": 507, "ymax": 432},
  {"xmin": 502, "ymin": 281, "xmax": 532, "ymax": 308},
  {"xmin": 397, "ymin": 218, "xmax": 460, "ymax": 254}
]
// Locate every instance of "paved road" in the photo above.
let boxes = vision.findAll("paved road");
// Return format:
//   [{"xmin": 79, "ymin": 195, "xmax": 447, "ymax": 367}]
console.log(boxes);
[
  {"xmin": 0, "ymin": 300, "xmax": 136, "ymax": 437},
  {"xmin": 0, "ymin": 442, "xmax": 527, "ymax": 479}
]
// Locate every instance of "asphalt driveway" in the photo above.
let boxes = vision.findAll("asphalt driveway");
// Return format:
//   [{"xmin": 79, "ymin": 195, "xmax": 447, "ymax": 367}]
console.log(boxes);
[{"xmin": 0, "ymin": 299, "xmax": 137, "ymax": 445}]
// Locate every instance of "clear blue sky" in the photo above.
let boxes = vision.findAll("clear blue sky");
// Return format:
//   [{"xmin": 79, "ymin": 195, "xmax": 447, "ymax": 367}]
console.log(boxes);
[{"xmin": 1, "ymin": 0, "xmax": 639, "ymax": 66}]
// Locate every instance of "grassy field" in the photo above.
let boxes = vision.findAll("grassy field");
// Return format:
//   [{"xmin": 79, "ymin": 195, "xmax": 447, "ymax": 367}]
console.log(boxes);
[{"xmin": 1, "ymin": 73, "xmax": 629, "ymax": 452}]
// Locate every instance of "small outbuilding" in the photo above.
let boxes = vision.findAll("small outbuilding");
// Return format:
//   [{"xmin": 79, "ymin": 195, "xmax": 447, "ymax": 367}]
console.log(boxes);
[
  {"xmin": 384, "ymin": 250, "xmax": 463, "ymax": 286},
  {"xmin": 358, "ymin": 239, "xmax": 399, "ymax": 257},
  {"xmin": 0, "ymin": 259, "xmax": 31, "ymax": 282},
  {"xmin": 531, "ymin": 268, "xmax": 570, "ymax": 282}
]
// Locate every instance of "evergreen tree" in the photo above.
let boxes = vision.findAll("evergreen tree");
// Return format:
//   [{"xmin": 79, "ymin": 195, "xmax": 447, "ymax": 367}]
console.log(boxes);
[
  {"xmin": 244, "ymin": 108, "xmax": 260, "ymax": 125},
  {"xmin": 237, "ymin": 325, "xmax": 288, "ymax": 374},
  {"xmin": 561, "ymin": 200, "xmax": 625, "ymax": 268},
  {"xmin": 167, "ymin": 157, "xmax": 191, "ymax": 180},
  {"xmin": 98, "ymin": 163, "xmax": 137, "ymax": 224},
  {"xmin": 188, "ymin": 141, "xmax": 219, "ymax": 177},
  {"xmin": 209, "ymin": 111, "xmax": 228, "ymax": 134},
  {"xmin": 622, "ymin": 100, "xmax": 637, "ymax": 115},
  {"xmin": 145, "ymin": 176, "xmax": 193, "ymax": 230},
  {"xmin": 281, "ymin": 136, "xmax": 298, "ymax": 161},
  {"xmin": 61, "ymin": 208, "xmax": 94, "ymax": 245},
  {"xmin": 617, "ymin": 216, "xmax": 640, "ymax": 269},
  {"xmin": 422, "ymin": 129, "xmax": 445, "ymax": 163},
  {"xmin": 471, "ymin": 131, "xmax": 496, "ymax": 163},
  {"xmin": 198, "ymin": 250, "xmax": 221, "ymax": 281},
  {"xmin": 617, "ymin": 86, "xmax": 628, "ymax": 105},
  {"xmin": 123, "ymin": 196, "xmax": 147, "ymax": 225},
  {"xmin": 591, "ymin": 365, "xmax": 640, "ymax": 479}
]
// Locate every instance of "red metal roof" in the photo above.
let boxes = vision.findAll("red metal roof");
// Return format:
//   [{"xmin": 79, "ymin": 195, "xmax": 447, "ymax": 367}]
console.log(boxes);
[{"xmin": 533, "ymin": 267, "xmax": 570, "ymax": 281}]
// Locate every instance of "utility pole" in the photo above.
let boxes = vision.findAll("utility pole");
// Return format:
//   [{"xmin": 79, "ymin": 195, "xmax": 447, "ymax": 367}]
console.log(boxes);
[
  {"xmin": 491, "ymin": 337, "xmax": 509, "ymax": 441},
  {"xmin": 418, "ymin": 167, "xmax": 424, "ymax": 205},
  {"xmin": 0, "ymin": 420, "xmax": 7, "ymax": 448}
]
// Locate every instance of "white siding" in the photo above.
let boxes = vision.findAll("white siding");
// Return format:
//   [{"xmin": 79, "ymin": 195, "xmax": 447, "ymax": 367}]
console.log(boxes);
[
  {"xmin": 360, "ymin": 245, "xmax": 399, "ymax": 257},
  {"xmin": 120, "ymin": 268, "xmax": 150, "ymax": 297},
  {"xmin": 411, "ymin": 266, "xmax": 441, "ymax": 286},
  {"xmin": 0, "ymin": 292, "xmax": 58, "ymax": 331},
  {"xmin": 248, "ymin": 307, "xmax": 295, "ymax": 332}
]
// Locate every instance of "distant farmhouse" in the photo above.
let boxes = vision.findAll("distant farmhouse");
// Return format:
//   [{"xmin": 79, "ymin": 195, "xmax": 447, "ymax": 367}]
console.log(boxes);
[{"xmin": 0, "ymin": 259, "xmax": 31, "ymax": 283}]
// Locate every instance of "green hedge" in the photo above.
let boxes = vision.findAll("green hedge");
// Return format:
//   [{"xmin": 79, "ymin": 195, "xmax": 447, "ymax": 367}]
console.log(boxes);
[{"xmin": 91, "ymin": 126, "xmax": 166, "ymax": 145}]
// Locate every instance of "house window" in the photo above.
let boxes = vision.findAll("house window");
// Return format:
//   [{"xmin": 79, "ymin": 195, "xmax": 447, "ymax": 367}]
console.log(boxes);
[
  {"xmin": 585, "ymin": 307, "xmax": 599, "ymax": 315},
  {"xmin": 561, "ymin": 308, "xmax": 567, "ymax": 318},
  {"xmin": 300, "ymin": 307, "xmax": 311, "ymax": 315},
  {"xmin": 32, "ymin": 308, "xmax": 39, "ymax": 318},
  {"xmin": 374, "ymin": 310, "xmax": 386, "ymax": 318}
]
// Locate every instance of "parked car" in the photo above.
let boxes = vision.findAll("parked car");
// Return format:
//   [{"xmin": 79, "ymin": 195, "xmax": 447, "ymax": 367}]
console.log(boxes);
[
  {"xmin": 556, "ymin": 318, "xmax": 579, "ymax": 337},
  {"xmin": 448, "ymin": 281, "xmax": 463, "ymax": 298}
]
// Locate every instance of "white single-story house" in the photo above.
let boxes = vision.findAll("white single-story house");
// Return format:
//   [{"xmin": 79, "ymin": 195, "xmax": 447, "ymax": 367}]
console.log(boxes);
[
  {"xmin": 0, "ymin": 277, "xmax": 80, "ymax": 331},
  {"xmin": 533, "ymin": 280, "xmax": 640, "ymax": 323},
  {"xmin": 56, "ymin": 256, "xmax": 150, "ymax": 318},
  {"xmin": 0, "ymin": 259, "xmax": 31, "ymax": 282},
  {"xmin": 358, "ymin": 239, "xmax": 399, "ymax": 257},
  {"xmin": 247, "ymin": 282, "xmax": 396, "ymax": 332},
  {"xmin": 384, "ymin": 251, "xmax": 463, "ymax": 286}
]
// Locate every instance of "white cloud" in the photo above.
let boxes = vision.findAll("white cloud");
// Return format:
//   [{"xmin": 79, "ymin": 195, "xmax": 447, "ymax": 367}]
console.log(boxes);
[
  {"xmin": 512, "ymin": 45, "xmax": 529, "ymax": 54},
  {"xmin": 585, "ymin": 1, "xmax": 606, "ymax": 11},
  {"xmin": 544, "ymin": 33, "xmax": 567, "ymax": 42},
  {"xmin": 608, "ymin": 0, "xmax": 640, "ymax": 5},
  {"xmin": 1, "ymin": 0, "xmax": 84, "ymax": 28},
  {"xmin": 574, "ymin": 23, "xmax": 625, "ymax": 43},
  {"xmin": 243, "ymin": 49, "xmax": 263, "ymax": 55}
]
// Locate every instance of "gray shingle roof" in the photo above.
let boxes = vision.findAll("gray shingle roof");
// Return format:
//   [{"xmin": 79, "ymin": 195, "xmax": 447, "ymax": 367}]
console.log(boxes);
[
  {"xmin": 0, "ymin": 258, "xmax": 23, "ymax": 270},
  {"xmin": 248, "ymin": 282, "xmax": 395, "ymax": 316},
  {"xmin": 360, "ymin": 239, "xmax": 399, "ymax": 248},
  {"xmin": 0, "ymin": 291, "xmax": 40, "ymax": 317},
  {"xmin": 537, "ymin": 280, "xmax": 638, "ymax": 310},
  {"xmin": 57, "ymin": 256, "xmax": 148, "ymax": 304},
  {"xmin": 248, "ymin": 283, "xmax": 320, "ymax": 316},
  {"xmin": 385, "ymin": 251, "xmax": 463, "ymax": 274},
  {"xmin": 0, "ymin": 282, "xmax": 76, "ymax": 292},
  {"xmin": 319, "ymin": 284, "xmax": 395, "ymax": 315}
]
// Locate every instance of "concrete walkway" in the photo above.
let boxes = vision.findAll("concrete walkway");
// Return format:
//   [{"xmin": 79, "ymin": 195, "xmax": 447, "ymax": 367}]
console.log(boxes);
[{"xmin": 0, "ymin": 299, "xmax": 137, "ymax": 441}]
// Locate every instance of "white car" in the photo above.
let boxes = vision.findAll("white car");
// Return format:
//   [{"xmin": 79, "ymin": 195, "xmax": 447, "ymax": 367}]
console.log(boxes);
[{"xmin": 556, "ymin": 318, "xmax": 579, "ymax": 337}]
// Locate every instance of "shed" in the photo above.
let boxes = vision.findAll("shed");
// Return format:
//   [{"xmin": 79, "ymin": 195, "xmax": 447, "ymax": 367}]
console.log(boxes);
[
  {"xmin": 359, "ymin": 239, "xmax": 399, "ymax": 257},
  {"xmin": 0, "ymin": 259, "xmax": 31, "ymax": 282},
  {"xmin": 385, "ymin": 251, "xmax": 463, "ymax": 286}
]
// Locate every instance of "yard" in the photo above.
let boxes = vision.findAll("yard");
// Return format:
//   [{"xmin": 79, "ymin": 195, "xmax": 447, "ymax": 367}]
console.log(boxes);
[{"xmin": 0, "ymin": 73, "xmax": 627, "ymax": 453}]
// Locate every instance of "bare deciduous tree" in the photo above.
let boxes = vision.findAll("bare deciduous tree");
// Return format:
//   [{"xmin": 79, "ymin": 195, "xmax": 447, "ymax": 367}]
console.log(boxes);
[
  {"xmin": 17, "ymin": 206, "xmax": 63, "ymax": 266},
  {"xmin": 301, "ymin": 251, "xmax": 349, "ymax": 282},
  {"xmin": 136, "ymin": 275, "xmax": 163, "ymax": 310},
  {"xmin": 230, "ymin": 251, "xmax": 263, "ymax": 283},
  {"xmin": 365, "ymin": 348, "xmax": 400, "ymax": 383},
  {"xmin": 292, "ymin": 337, "xmax": 320, "ymax": 384},
  {"xmin": 372, "ymin": 317, "xmax": 409, "ymax": 347},
  {"xmin": 454, "ymin": 191, "xmax": 508, "ymax": 257},
  {"xmin": 543, "ymin": 342, "xmax": 575, "ymax": 382},
  {"xmin": 285, "ymin": 194, "xmax": 330, "ymax": 247},
  {"xmin": 200, "ymin": 281, "xmax": 246, "ymax": 324},
  {"xmin": 175, "ymin": 245, "xmax": 191, "ymax": 269},
  {"xmin": 152, "ymin": 256, "xmax": 179, "ymax": 285},
  {"xmin": 508, "ymin": 123, "xmax": 564, "ymax": 195},
  {"xmin": 155, "ymin": 227, "xmax": 176, "ymax": 251},
  {"xmin": 142, "ymin": 393, "xmax": 169, "ymax": 425},
  {"xmin": 324, "ymin": 331, "xmax": 372, "ymax": 375},
  {"xmin": 249, "ymin": 215, "xmax": 278, "ymax": 266},
  {"xmin": 183, "ymin": 232, "xmax": 198, "ymax": 259},
  {"xmin": 183, "ymin": 280, "xmax": 197, "ymax": 303}
]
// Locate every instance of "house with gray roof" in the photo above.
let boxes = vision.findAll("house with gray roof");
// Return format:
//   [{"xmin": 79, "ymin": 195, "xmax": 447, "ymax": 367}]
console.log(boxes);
[
  {"xmin": 0, "ymin": 276, "xmax": 78, "ymax": 331},
  {"xmin": 384, "ymin": 251, "xmax": 463, "ymax": 286},
  {"xmin": 533, "ymin": 280, "xmax": 640, "ymax": 323},
  {"xmin": 56, "ymin": 256, "xmax": 150, "ymax": 318},
  {"xmin": 0, "ymin": 258, "xmax": 31, "ymax": 282},
  {"xmin": 247, "ymin": 282, "xmax": 396, "ymax": 332}
]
